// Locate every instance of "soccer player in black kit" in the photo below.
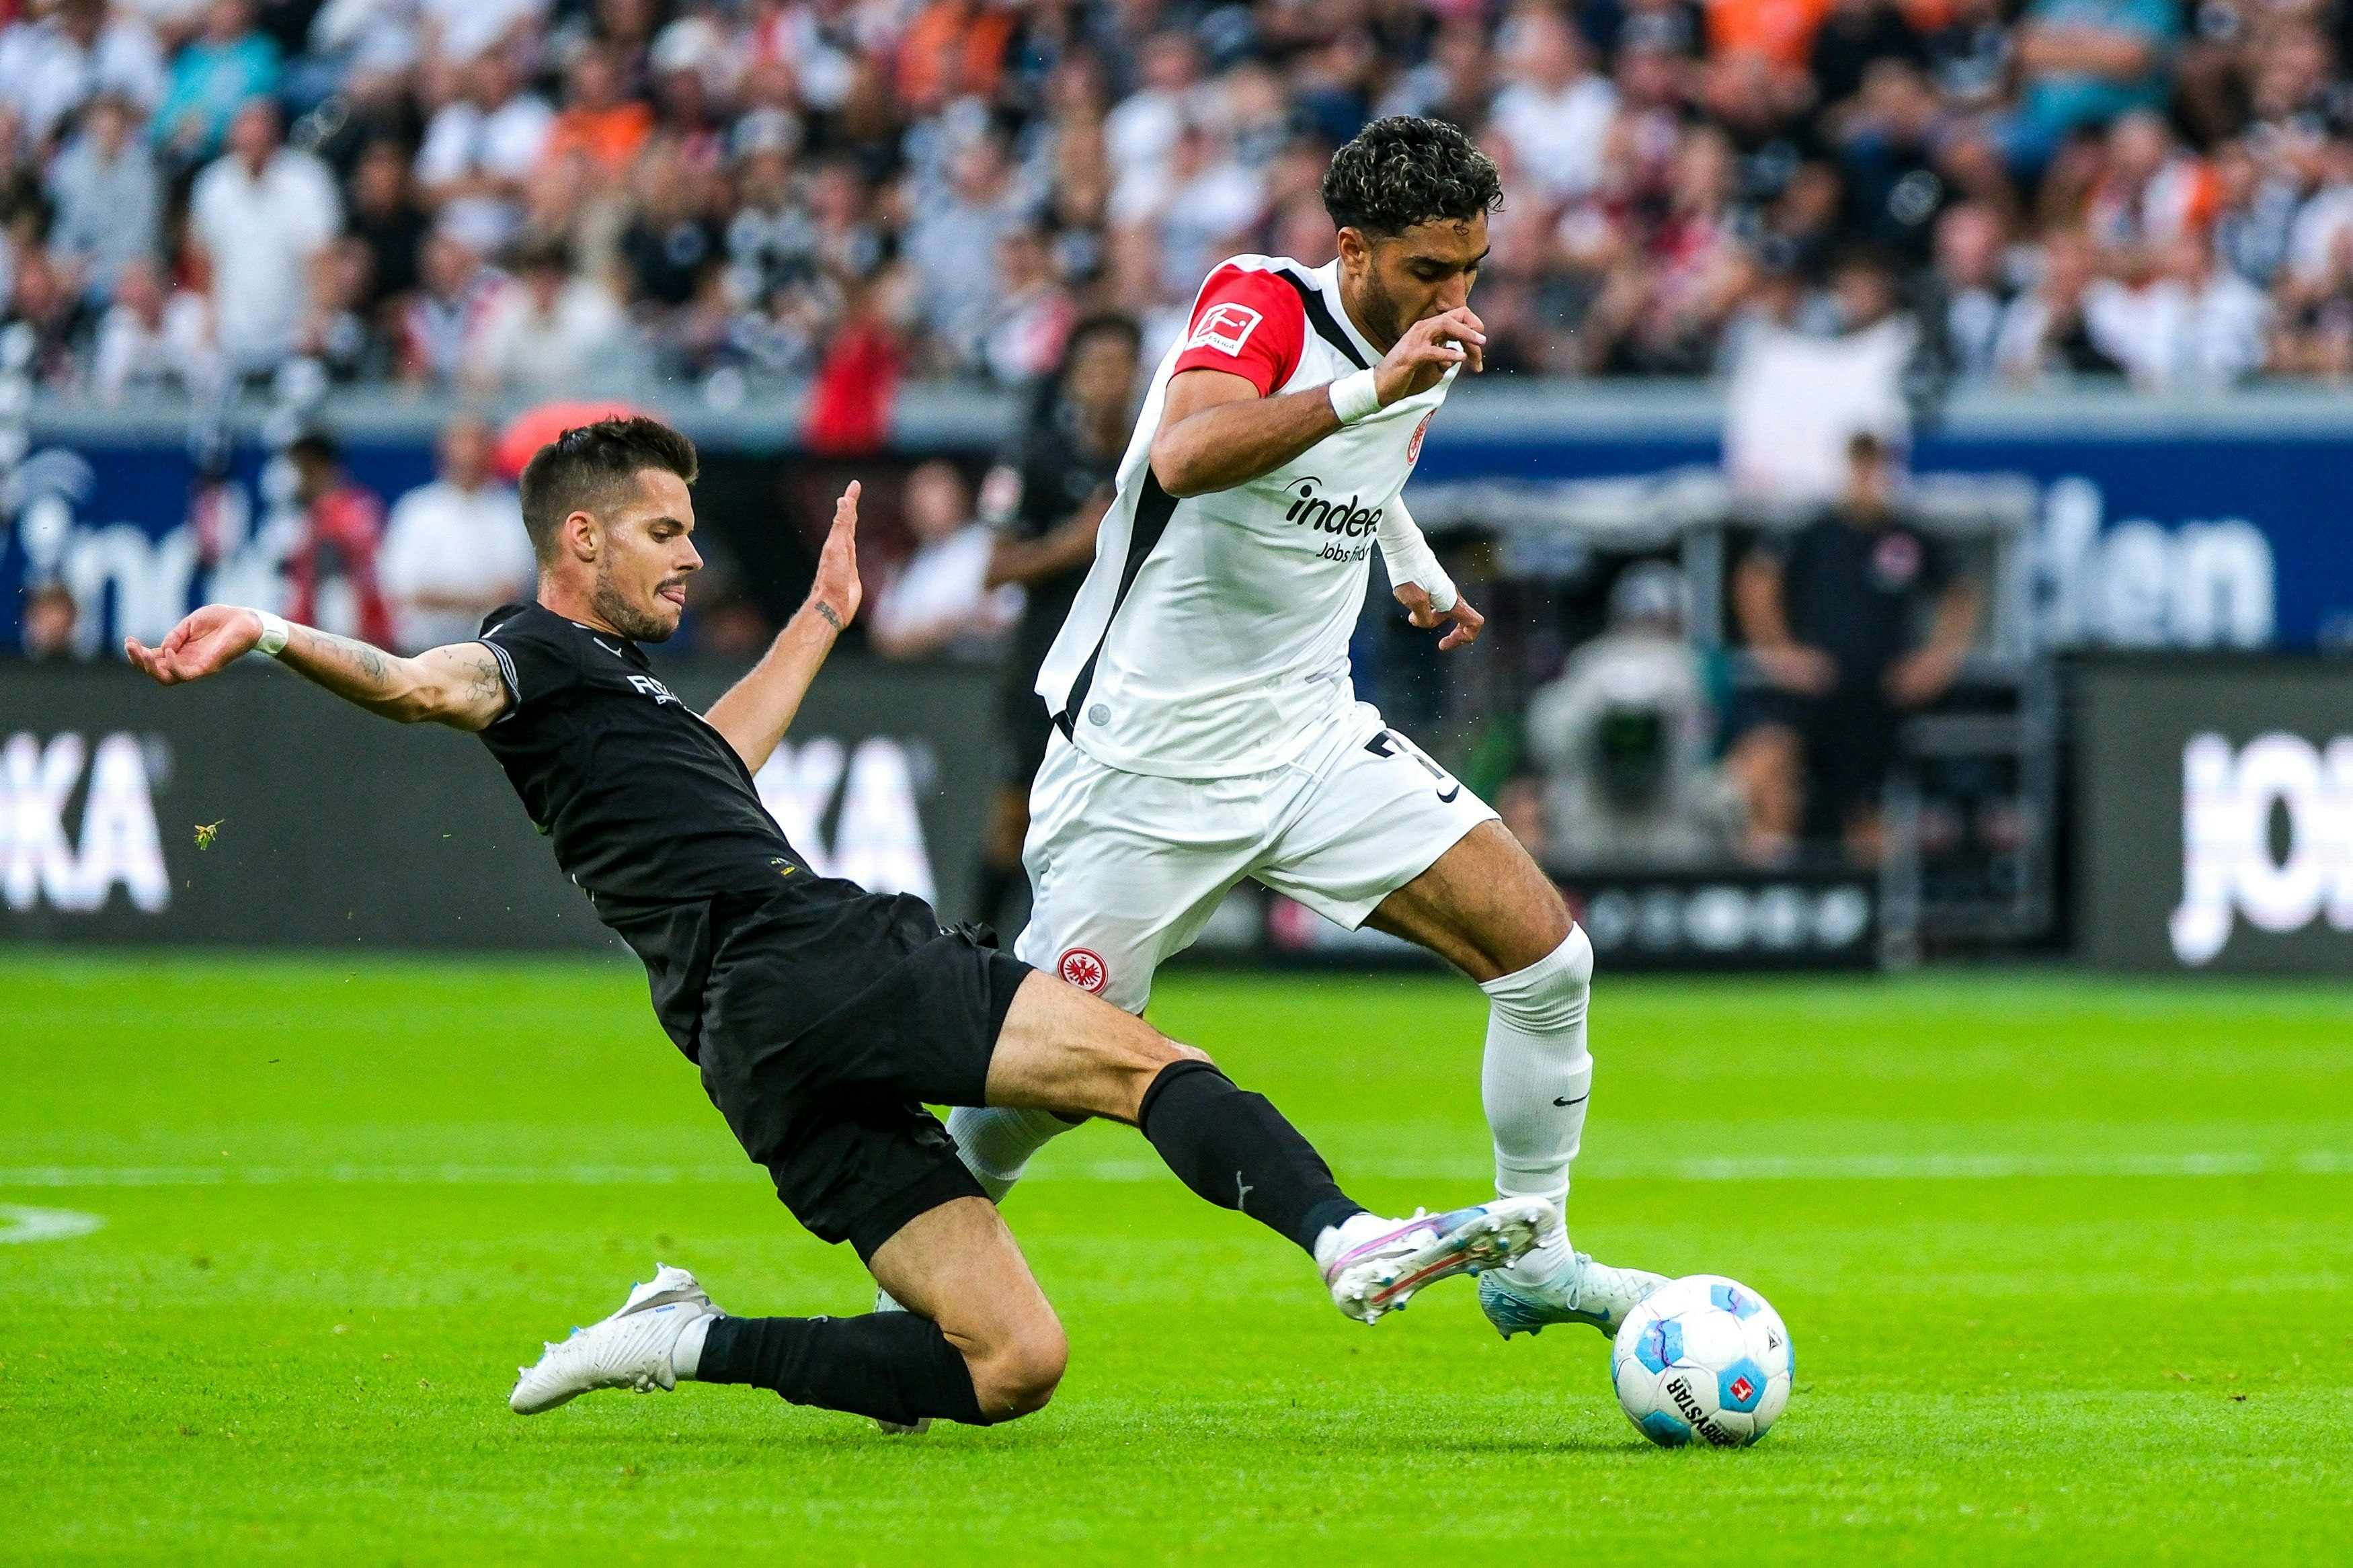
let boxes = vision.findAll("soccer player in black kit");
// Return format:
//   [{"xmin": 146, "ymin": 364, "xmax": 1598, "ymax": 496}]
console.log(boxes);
[{"xmin": 128, "ymin": 417, "xmax": 1546, "ymax": 1434}]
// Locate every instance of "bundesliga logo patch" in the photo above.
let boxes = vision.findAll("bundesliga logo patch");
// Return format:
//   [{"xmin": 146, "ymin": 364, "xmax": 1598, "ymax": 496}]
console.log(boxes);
[
  {"xmin": 1059, "ymin": 947, "xmax": 1108, "ymax": 993},
  {"xmin": 1187, "ymin": 302, "xmax": 1263, "ymax": 357}
]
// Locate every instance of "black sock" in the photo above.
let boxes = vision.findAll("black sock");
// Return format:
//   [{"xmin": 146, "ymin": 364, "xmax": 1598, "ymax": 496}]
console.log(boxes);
[
  {"xmin": 1136, "ymin": 1059, "xmax": 1365, "ymax": 1255},
  {"xmin": 972, "ymin": 860, "xmax": 1018, "ymax": 928},
  {"xmin": 694, "ymin": 1312, "xmax": 990, "ymax": 1427}
]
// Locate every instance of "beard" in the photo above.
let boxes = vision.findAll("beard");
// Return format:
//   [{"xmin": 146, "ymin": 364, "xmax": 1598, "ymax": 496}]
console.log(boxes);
[{"xmin": 590, "ymin": 567, "xmax": 682, "ymax": 643}]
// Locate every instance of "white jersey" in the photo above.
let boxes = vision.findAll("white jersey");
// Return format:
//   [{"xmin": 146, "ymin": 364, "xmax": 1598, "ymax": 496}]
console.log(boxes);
[{"xmin": 1034, "ymin": 254, "xmax": 1455, "ymax": 779}]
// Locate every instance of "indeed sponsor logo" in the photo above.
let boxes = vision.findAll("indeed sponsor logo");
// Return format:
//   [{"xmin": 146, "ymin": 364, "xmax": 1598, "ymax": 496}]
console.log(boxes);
[
  {"xmin": 1282, "ymin": 477, "xmax": 1384, "ymax": 539},
  {"xmin": 2171, "ymin": 732, "xmax": 2353, "ymax": 965}
]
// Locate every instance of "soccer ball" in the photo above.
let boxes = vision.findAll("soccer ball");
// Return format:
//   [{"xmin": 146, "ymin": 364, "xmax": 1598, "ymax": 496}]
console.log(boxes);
[{"xmin": 1611, "ymin": 1274, "xmax": 1792, "ymax": 1448}]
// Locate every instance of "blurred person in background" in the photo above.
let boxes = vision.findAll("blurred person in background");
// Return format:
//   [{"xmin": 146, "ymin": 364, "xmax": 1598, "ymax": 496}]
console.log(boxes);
[
  {"xmin": 866, "ymin": 458, "xmax": 1020, "ymax": 661},
  {"xmin": 45, "ymin": 91, "xmax": 161, "ymax": 308},
  {"xmin": 1994, "ymin": 226, "xmax": 2126, "ymax": 379},
  {"xmin": 2083, "ymin": 229, "xmax": 2272, "ymax": 388},
  {"xmin": 1725, "ymin": 432, "xmax": 1983, "ymax": 866},
  {"xmin": 969, "ymin": 310, "xmax": 1140, "ymax": 931},
  {"xmin": 186, "ymin": 98, "xmax": 341, "ymax": 377},
  {"xmin": 399, "ymin": 224, "xmax": 504, "ymax": 384},
  {"xmin": 153, "ymin": 0, "xmax": 280, "ymax": 163},
  {"xmin": 462, "ymin": 234, "xmax": 630, "ymax": 395},
  {"xmin": 283, "ymin": 429, "xmax": 394, "ymax": 647},
  {"xmin": 0, "ymin": 0, "xmax": 163, "ymax": 149},
  {"xmin": 19, "ymin": 580, "xmax": 79, "ymax": 659},
  {"xmin": 344, "ymin": 136, "xmax": 428, "ymax": 323},
  {"xmin": 92, "ymin": 255, "xmax": 218, "ymax": 400},
  {"xmin": 412, "ymin": 45, "xmax": 554, "ymax": 257},
  {"xmin": 2000, "ymin": 0, "xmax": 2178, "ymax": 175},
  {"xmin": 1522, "ymin": 561, "xmax": 1735, "ymax": 869},
  {"xmin": 376, "ymin": 415, "xmax": 534, "ymax": 653}
]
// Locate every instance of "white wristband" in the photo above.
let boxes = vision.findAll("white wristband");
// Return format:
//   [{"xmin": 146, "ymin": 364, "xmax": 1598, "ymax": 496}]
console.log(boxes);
[
  {"xmin": 1377, "ymin": 517, "xmax": 1458, "ymax": 614},
  {"xmin": 251, "ymin": 610, "xmax": 290, "ymax": 657},
  {"xmin": 1328, "ymin": 368, "xmax": 1382, "ymax": 426}
]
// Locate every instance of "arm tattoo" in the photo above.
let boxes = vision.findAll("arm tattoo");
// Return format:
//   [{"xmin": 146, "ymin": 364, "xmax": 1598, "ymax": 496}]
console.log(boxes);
[
  {"xmin": 815, "ymin": 602, "xmax": 844, "ymax": 632},
  {"xmin": 462, "ymin": 649, "xmax": 504, "ymax": 710}
]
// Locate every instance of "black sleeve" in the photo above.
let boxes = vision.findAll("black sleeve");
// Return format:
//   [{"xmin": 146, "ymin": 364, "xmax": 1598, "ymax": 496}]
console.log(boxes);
[{"xmin": 478, "ymin": 611, "xmax": 580, "ymax": 718}]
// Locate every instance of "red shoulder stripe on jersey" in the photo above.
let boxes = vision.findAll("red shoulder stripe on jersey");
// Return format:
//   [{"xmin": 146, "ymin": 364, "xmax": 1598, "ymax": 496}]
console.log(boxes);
[{"xmin": 1171, "ymin": 264, "xmax": 1308, "ymax": 397}]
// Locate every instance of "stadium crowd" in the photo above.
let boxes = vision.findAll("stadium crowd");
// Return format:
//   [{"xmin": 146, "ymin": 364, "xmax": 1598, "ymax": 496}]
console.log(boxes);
[{"xmin": 0, "ymin": 0, "xmax": 2347, "ymax": 401}]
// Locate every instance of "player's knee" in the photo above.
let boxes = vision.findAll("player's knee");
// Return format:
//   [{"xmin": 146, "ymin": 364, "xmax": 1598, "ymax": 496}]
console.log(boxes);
[
  {"xmin": 1482, "ymin": 924, "xmax": 1591, "ymax": 1032},
  {"xmin": 971, "ymin": 1316, "xmax": 1068, "ymax": 1420}
]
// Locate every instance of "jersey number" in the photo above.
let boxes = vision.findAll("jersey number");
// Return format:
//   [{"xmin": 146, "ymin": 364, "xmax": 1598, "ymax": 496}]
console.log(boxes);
[{"xmin": 1366, "ymin": 730, "xmax": 1462, "ymax": 803}]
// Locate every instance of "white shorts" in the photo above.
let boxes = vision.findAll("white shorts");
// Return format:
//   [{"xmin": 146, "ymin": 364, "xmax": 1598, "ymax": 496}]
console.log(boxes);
[{"xmin": 1017, "ymin": 700, "xmax": 1499, "ymax": 1012}]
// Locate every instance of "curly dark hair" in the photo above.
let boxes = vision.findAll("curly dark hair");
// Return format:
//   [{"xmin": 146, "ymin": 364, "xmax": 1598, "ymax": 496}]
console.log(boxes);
[
  {"xmin": 1320, "ymin": 116, "xmax": 1503, "ymax": 237},
  {"xmin": 519, "ymin": 416, "xmax": 700, "ymax": 559}
]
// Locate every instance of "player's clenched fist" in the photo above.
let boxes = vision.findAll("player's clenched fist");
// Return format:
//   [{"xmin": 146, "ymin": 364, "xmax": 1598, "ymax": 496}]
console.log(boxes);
[
  {"xmin": 126, "ymin": 604, "xmax": 266, "ymax": 684},
  {"xmin": 1374, "ymin": 306, "xmax": 1486, "ymax": 405}
]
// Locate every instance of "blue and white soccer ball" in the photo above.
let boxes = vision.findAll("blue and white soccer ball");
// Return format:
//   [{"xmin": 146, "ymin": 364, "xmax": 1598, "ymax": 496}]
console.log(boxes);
[{"xmin": 1611, "ymin": 1274, "xmax": 1792, "ymax": 1448}]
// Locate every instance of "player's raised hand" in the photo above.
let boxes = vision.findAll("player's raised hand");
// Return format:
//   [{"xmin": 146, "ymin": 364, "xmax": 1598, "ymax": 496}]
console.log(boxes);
[
  {"xmin": 807, "ymin": 479, "xmax": 863, "ymax": 632},
  {"xmin": 124, "ymin": 604, "xmax": 265, "ymax": 685},
  {"xmin": 1394, "ymin": 582, "xmax": 1485, "ymax": 651},
  {"xmin": 1374, "ymin": 306, "xmax": 1486, "ymax": 405}
]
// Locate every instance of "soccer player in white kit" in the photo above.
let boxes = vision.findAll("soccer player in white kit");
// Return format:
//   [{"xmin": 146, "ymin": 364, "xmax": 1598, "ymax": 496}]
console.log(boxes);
[{"xmin": 951, "ymin": 118, "xmax": 1666, "ymax": 1338}]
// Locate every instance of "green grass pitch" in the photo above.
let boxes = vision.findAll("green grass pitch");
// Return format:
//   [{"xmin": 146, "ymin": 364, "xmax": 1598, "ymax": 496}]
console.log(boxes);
[{"xmin": 3, "ymin": 954, "xmax": 2348, "ymax": 1565}]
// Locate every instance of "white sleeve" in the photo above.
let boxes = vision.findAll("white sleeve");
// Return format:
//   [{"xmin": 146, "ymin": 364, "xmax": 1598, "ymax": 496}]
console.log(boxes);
[{"xmin": 1377, "ymin": 495, "xmax": 1457, "ymax": 613}]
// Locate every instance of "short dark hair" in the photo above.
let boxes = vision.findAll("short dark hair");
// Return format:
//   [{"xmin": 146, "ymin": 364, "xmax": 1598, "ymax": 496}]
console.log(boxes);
[
  {"xmin": 518, "ymin": 417, "xmax": 699, "ymax": 561},
  {"xmin": 1062, "ymin": 311, "xmax": 1142, "ymax": 362},
  {"xmin": 286, "ymin": 430, "xmax": 339, "ymax": 467},
  {"xmin": 1320, "ymin": 117, "xmax": 1502, "ymax": 238}
]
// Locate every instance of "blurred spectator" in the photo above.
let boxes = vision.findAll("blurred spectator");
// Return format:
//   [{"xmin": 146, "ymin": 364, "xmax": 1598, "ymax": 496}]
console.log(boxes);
[
  {"xmin": 153, "ymin": 0, "xmax": 280, "ymax": 163},
  {"xmin": 399, "ymin": 225, "xmax": 502, "ymax": 384},
  {"xmin": 46, "ymin": 92, "xmax": 161, "ymax": 305},
  {"xmin": 91, "ymin": 255, "xmax": 217, "ymax": 400},
  {"xmin": 344, "ymin": 137, "xmax": 427, "ymax": 318},
  {"xmin": 377, "ymin": 415, "xmax": 534, "ymax": 652},
  {"xmin": 187, "ymin": 99, "xmax": 340, "ymax": 374},
  {"xmin": 2002, "ymin": 0, "xmax": 2178, "ymax": 172},
  {"xmin": 1725, "ymin": 434, "xmax": 1983, "ymax": 866},
  {"xmin": 1931, "ymin": 202, "xmax": 2011, "ymax": 378},
  {"xmin": 0, "ymin": 0, "xmax": 2335, "ymax": 399},
  {"xmin": 0, "ymin": 0, "xmax": 163, "ymax": 148},
  {"xmin": 413, "ymin": 46, "xmax": 553, "ymax": 257},
  {"xmin": 20, "ymin": 580, "xmax": 79, "ymax": 659},
  {"xmin": 867, "ymin": 458, "xmax": 1020, "ymax": 661},
  {"xmin": 2084, "ymin": 231, "xmax": 2272, "ymax": 388},
  {"xmin": 541, "ymin": 44, "xmax": 651, "ymax": 178},
  {"xmin": 1488, "ymin": 5, "xmax": 1616, "ymax": 202},
  {"xmin": 462, "ymin": 235, "xmax": 629, "ymax": 394},
  {"xmin": 283, "ymin": 429, "xmax": 393, "ymax": 647},
  {"xmin": 969, "ymin": 310, "xmax": 1139, "ymax": 927},
  {"xmin": 1994, "ymin": 227, "xmax": 2126, "ymax": 379},
  {"xmin": 1523, "ymin": 561, "xmax": 1735, "ymax": 868}
]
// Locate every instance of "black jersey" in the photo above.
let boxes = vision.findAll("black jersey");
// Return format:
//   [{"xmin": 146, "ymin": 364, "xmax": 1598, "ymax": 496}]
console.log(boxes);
[{"xmin": 474, "ymin": 602, "xmax": 805, "ymax": 903}]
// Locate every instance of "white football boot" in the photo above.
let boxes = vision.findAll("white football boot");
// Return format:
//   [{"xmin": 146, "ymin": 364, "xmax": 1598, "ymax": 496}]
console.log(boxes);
[
  {"xmin": 869, "ymin": 1288, "xmax": 932, "ymax": 1436},
  {"xmin": 510, "ymin": 1264, "xmax": 721, "ymax": 1414},
  {"xmin": 1322, "ymin": 1198, "xmax": 1550, "ymax": 1324},
  {"xmin": 1478, "ymin": 1249, "xmax": 1669, "ymax": 1339}
]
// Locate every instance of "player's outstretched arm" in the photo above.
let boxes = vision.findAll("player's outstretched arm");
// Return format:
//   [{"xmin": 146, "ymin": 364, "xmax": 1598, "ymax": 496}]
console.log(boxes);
[
  {"xmin": 704, "ymin": 481, "xmax": 861, "ymax": 772},
  {"xmin": 1148, "ymin": 306, "xmax": 1486, "ymax": 498},
  {"xmin": 126, "ymin": 606, "xmax": 510, "ymax": 730}
]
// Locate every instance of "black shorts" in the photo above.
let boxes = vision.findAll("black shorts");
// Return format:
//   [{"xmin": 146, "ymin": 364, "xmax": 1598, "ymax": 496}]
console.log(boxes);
[
  {"xmin": 1732, "ymin": 684, "xmax": 1901, "ymax": 831},
  {"xmin": 604, "ymin": 883, "xmax": 1034, "ymax": 1259},
  {"xmin": 996, "ymin": 671, "xmax": 1056, "ymax": 790}
]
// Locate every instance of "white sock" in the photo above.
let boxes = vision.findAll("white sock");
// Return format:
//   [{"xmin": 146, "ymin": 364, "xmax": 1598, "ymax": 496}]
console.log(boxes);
[
  {"xmin": 670, "ymin": 1312, "xmax": 713, "ymax": 1380},
  {"xmin": 947, "ymin": 1106, "xmax": 1078, "ymax": 1201},
  {"xmin": 1480, "ymin": 925, "xmax": 1593, "ymax": 1282},
  {"xmin": 1312, "ymin": 1210, "xmax": 1394, "ymax": 1274}
]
